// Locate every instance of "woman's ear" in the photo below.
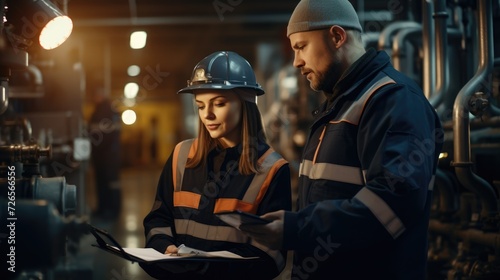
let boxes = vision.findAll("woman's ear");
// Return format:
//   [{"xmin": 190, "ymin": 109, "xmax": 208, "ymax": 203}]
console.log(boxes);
[{"xmin": 328, "ymin": 25, "xmax": 347, "ymax": 48}]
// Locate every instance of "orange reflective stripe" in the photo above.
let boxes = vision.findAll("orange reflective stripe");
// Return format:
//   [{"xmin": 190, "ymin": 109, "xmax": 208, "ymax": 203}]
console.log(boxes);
[
  {"xmin": 312, "ymin": 126, "xmax": 326, "ymax": 164},
  {"xmin": 213, "ymin": 198, "xmax": 254, "ymax": 214},
  {"xmin": 173, "ymin": 143, "xmax": 287, "ymax": 213},
  {"xmin": 243, "ymin": 150, "xmax": 280, "ymax": 205},
  {"xmin": 173, "ymin": 191, "xmax": 201, "ymax": 209},
  {"xmin": 213, "ymin": 157, "xmax": 287, "ymax": 214},
  {"xmin": 252, "ymin": 158, "xmax": 287, "ymax": 210}
]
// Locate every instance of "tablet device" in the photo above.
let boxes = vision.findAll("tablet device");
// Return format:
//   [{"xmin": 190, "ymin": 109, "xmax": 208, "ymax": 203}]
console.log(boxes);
[{"xmin": 216, "ymin": 210, "xmax": 271, "ymax": 229}]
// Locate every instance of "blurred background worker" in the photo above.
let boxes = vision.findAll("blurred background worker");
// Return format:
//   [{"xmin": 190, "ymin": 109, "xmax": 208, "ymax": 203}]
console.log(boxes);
[{"xmin": 89, "ymin": 87, "xmax": 122, "ymax": 220}]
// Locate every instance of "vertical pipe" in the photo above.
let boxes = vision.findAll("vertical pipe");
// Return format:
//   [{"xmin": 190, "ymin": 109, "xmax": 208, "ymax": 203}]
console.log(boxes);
[
  {"xmin": 430, "ymin": 0, "xmax": 449, "ymax": 110},
  {"xmin": 452, "ymin": 0, "xmax": 498, "ymax": 221},
  {"xmin": 422, "ymin": 0, "xmax": 436, "ymax": 100},
  {"xmin": 392, "ymin": 27, "xmax": 421, "ymax": 75}
]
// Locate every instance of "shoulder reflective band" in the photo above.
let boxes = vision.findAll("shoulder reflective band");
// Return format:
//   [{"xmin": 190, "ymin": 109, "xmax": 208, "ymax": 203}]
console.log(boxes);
[
  {"xmin": 213, "ymin": 149, "xmax": 287, "ymax": 214},
  {"xmin": 331, "ymin": 76, "xmax": 396, "ymax": 125},
  {"xmin": 172, "ymin": 139, "xmax": 196, "ymax": 191}
]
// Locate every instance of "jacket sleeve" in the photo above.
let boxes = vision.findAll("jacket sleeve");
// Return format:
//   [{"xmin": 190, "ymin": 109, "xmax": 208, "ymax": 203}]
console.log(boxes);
[
  {"xmin": 143, "ymin": 153, "xmax": 177, "ymax": 253},
  {"xmin": 283, "ymin": 84, "xmax": 442, "ymax": 252},
  {"xmin": 203, "ymin": 163, "xmax": 292, "ymax": 280}
]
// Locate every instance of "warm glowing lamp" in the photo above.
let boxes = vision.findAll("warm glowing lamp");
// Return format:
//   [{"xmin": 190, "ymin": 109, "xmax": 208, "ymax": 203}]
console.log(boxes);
[
  {"xmin": 6, "ymin": 0, "xmax": 73, "ymax": 50},
  {"xmin": 130, "ymin": 31, "xmax": 147, "ymax": 49}
]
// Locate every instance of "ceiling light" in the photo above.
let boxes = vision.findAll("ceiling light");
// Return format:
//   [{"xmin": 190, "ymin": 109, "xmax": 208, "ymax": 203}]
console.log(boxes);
[
  {"xmin": 122, "ymin": 109, "xmax": 137, "ymax": 125},
  {"xmin": 127, "ymin": 65, "xmax": 141, "ymax": 77},
  {"xmin": 130, "ymin": 31, "xmax": 147, "ymax": 49},
  {"xmin": 124, "ymin": 82, "xmax": 139, "ymax": 99},
  {"xmin": 5, "ymin": 0, "xmax": 73, "ymax": 50}
]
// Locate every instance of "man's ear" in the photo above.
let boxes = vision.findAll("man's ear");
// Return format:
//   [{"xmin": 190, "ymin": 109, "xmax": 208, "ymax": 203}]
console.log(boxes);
[{"xmin": 328, "ymin": 25, "xmax": 347, "ymax": 48}]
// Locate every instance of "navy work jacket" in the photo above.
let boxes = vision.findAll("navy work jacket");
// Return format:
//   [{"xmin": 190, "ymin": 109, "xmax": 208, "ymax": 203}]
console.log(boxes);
[{"xmin": 284, "ymin": 49, "xmax": 443, "ymax": 280}]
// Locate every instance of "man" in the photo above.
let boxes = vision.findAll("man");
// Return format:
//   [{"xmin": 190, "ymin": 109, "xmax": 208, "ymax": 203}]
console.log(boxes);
[
  {"xmin": 240, "ymin": 0, "xmax": 443, "ymax": 279},
  {"xmin": 89, "ymin": 88, "xmax": 121, "ymax": 219}
]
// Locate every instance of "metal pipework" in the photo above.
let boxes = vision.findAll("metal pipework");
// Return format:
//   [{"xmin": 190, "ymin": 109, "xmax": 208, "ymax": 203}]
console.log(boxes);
[
  {"xmin": 377, "ymin": 21, "xmax": 422, "ymax": 53},
  {"xmin": 429, "ymin": 0, "xmax": 449, "ymax": 112},
  {"xmin": 452, "ymin": 0, "xmax": 498, "ymax": 220},
  {"xmin": 433, "ymin": 168, "xmax": 459, "ymax": 219},
  {"xmin": 0, "ymin": 176, "xmax": 77, "ymax": 215},
  {"xmin": 422, "ymin": 0, "xmax": 436, "ymax": 99},
  {"xmin": 391, "ymin": 26, "xmax": 421, "ymax": 75},
  {"xmin": 0, "ymin": 199, "xmax": 88, "ymax": 269},
  {"xmin": 0, "ymin": 144, "xmax": 51, "ymax": 163},
  {"xmin": 488, "ymin": 58, "xmax": 500, "ymax": 116},
  {"xmin": 0, "ymin": 77, "xmax": 7, "ymax": 115},
  {"xmin": 429, "ymin": 219, "xmax": 500, "ymax": 249}
]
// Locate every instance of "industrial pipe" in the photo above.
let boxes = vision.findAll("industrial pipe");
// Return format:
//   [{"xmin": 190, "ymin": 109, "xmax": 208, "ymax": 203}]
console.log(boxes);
[
  {"xmin": 377, "ymin": 21, "xmax": 421, "ymax": 53},
  {"xmin": 391, "ymin": 26, "xmax": 421, "ymax": 77},
  {"xmin": 0, "ymin": 78, "xmax": 7, "ymax": 115},
  {"xmin": 452, "ymin": 0, "xmax": 498, "ymax": 222},
  {"xmin": 434, "ymin": 168, "xmax": 459, "ymax": 219},
  {"xmin": 429, "ymin": 219, "xmax": 500, "ymax": 249},
  {"xmin": 487, "ymin": 58, "xmax": 500, "ymax": 116},
  {"xmin": 430, "ymin": 0, "xmax": 449, "ymax": 113},
  {"xmin": 422, "ymin": 0, "xmax": 436, "ymax": 99}
]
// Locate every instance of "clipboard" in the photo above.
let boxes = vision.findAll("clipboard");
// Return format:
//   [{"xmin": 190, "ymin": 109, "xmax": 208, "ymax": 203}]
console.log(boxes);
[
  {"xmin": 88, "ymin": 224, "xmax": 261, "ymax": 263},
  {"xmin": 89, "ymin": 223, "xmax": 146, "ymax": 263}
]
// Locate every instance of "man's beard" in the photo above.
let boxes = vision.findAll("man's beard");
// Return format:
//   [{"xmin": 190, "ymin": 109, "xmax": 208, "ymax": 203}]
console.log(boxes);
[{"xmin": 312, "ymin": 60, "xmax": 342, "ymax": 94}]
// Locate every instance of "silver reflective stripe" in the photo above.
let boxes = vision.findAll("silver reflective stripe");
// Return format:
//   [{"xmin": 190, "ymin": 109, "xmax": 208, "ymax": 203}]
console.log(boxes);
[
  {"xmin": 299, "ymin": 160, "xmax": 364, "ymax": 186},
  {"xmin": 354, "ymin": 187, "xmax": 406, "ymax": 239},
  {"xmin": 335, "ymin": 76, "xmax": 396, "ymax": 125},
  {"xmin": 146, "ymin": 227, "xmax": 173, "ymax": 242},
  {"xmin": 428, "ymin": 175, "xmax": 435, "ymax": 190},
  {"xmin": 250, "ymin": 239, "xmax": 285, "ymax": 270},
  {"xmin": 175, "ymin": 139, "xmax": 193, "ymax": 191},
  {"xmin": 174, "ymin": 219, "xmax": 249, "ymax": 243},
  {"xmin": 242, "ymin": 151, "xmax": 282, "ymax": 203},
  {"xmin": 299, "ymin": 161, "xmax": 304, "ymax": 176}
]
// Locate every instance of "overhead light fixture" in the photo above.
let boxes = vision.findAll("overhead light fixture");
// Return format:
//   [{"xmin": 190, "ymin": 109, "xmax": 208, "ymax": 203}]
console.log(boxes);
[
  {"xmin": 5, "ymin": 0, "xmax": 73, "ymax": 50},
  {"xmin": 124, "ymin": 82, "xmax": 139, "ymax": 99},
  {"xmin": 127, "ymin": 65, "xmax": 141, "ymax": 77},
  {"xmin": 130, "ymin": 31, "xmax": 147, "ymax": 49},
  {"xmin": 122, "ymin": 109, "xmax": 137, "ymax": 125}
]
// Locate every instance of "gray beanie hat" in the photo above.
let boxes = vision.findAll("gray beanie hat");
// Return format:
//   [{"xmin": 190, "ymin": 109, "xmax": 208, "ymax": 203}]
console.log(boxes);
[{"xmin": 287, "ymin": 0, "xmax": 363, "ymax": 37}]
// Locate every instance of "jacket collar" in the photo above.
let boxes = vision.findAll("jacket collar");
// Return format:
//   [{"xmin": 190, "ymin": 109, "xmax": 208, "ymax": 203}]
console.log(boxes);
[{"xmin": 312, "ymin": 49, "xmax": 391, "ymax": 117}]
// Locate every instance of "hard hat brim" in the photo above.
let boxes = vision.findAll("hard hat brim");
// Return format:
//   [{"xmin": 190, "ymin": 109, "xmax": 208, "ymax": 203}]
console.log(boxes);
[{"xmin": 177, "ymin": 83, "xmax": 265, "ymax": 95}]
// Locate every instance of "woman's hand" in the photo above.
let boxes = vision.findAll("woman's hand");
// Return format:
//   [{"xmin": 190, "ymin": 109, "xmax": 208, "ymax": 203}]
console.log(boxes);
[{"xmin": 165, "ymin": 244, "xmax": 179, "ymax": 255}]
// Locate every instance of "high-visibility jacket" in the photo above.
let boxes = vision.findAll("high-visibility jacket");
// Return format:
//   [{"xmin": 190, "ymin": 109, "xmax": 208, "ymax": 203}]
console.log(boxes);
[
  {"xmin": 143, "ymin": 139, "xmax": 291, "ymax": 280},
  {"xmin": 283, "ymin": 49, "xmax": 443, "ymax": 279}
]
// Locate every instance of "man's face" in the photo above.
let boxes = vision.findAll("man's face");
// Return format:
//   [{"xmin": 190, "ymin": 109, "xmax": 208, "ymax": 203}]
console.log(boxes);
[{"xmin": 289, "ymin": 29, "xmax": 341, "ymax": 93}]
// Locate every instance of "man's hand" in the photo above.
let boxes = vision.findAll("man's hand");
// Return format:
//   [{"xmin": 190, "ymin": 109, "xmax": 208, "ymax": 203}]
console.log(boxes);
[{"xmin": 239, "ymin": 210, "xmax": 285, "ymax": 250}]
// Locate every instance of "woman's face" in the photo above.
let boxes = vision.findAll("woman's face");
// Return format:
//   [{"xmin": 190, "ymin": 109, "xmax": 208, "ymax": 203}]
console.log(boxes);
[{"xmin": 194, "ymin": 90, "xmax": 242, "ymax": 148}]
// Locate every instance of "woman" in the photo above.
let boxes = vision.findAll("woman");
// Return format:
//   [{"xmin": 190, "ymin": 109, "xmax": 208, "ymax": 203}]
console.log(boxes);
[{"xmin": 141, "ymin": 51, "xmax": 291, "ymax": 280}]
